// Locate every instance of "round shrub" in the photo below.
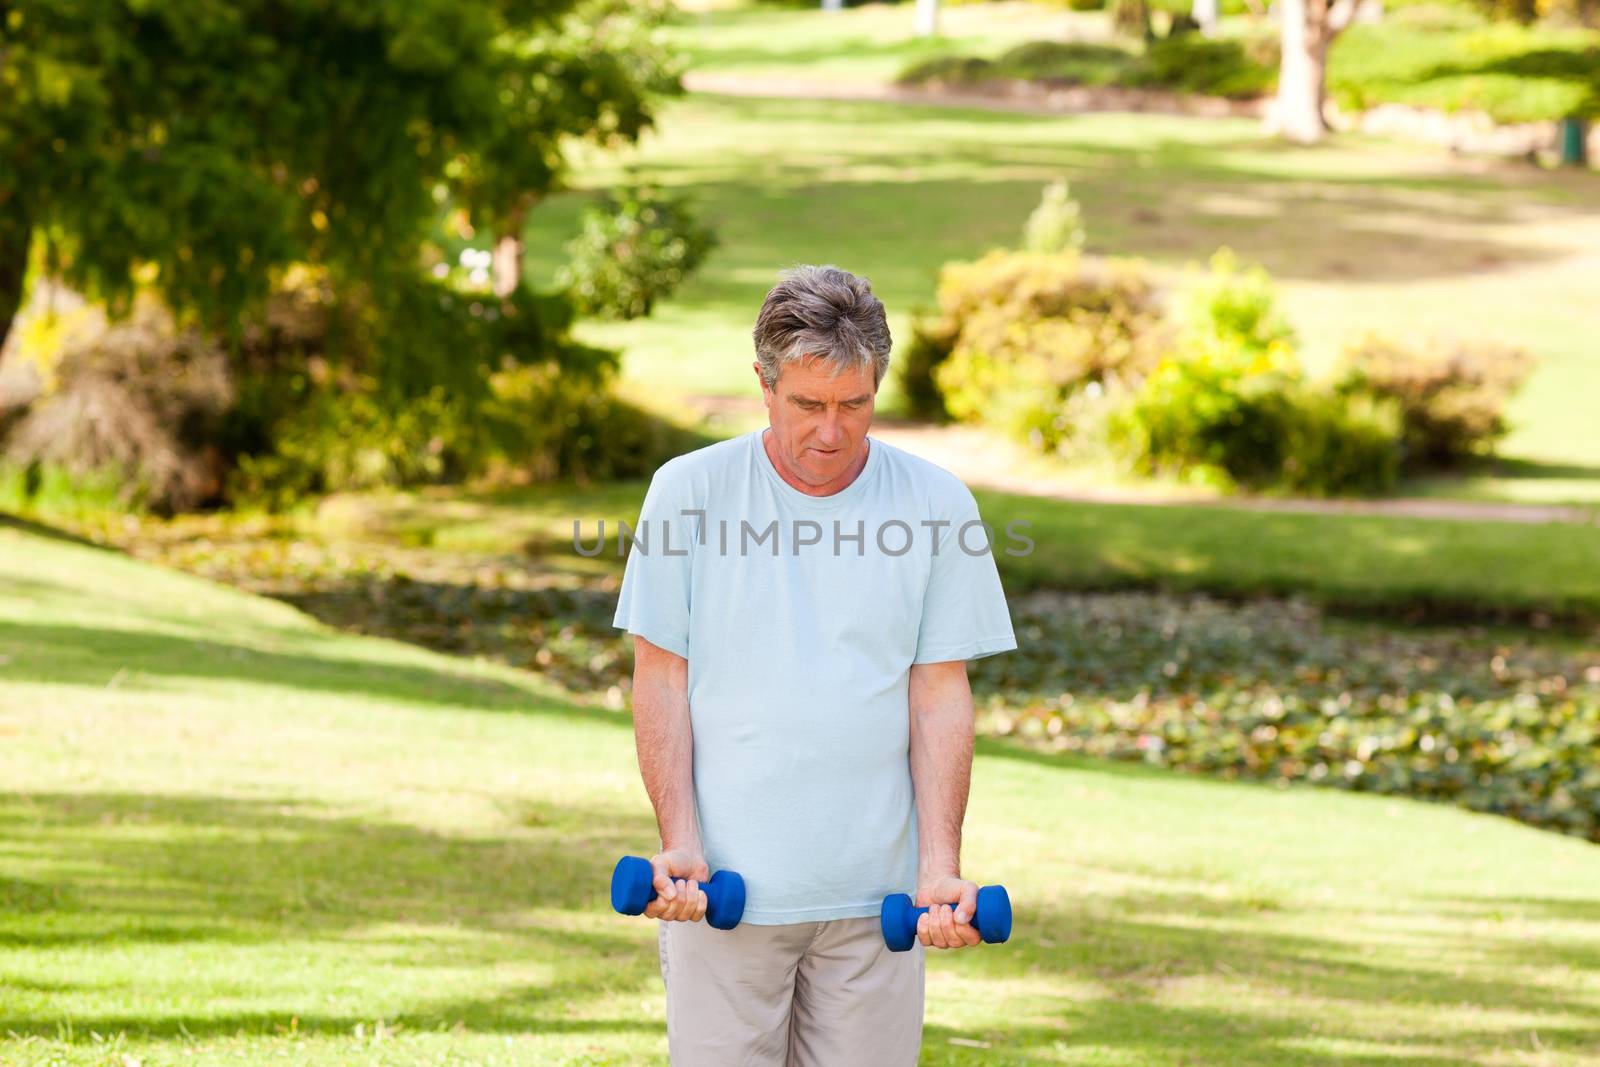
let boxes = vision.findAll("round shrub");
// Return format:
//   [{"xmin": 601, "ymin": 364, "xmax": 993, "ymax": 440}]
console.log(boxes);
[
  {"xmin": 558, "ymin": 183, "xmax": 717, "ymax": 321},
  {"xmin": 902, "ymin": 249, "xmax": 1169, "ymax": 451},
  {"xmin": 1335, "ymin": 333, "xmax": 1538, "ymax": 469},
  {"xmin": 4, "ymin": 294, "xmax": 233, "ymax": 513},
  {"xmin": 896, "ymin": 55, "xmax": 997, "ymax": 87}
]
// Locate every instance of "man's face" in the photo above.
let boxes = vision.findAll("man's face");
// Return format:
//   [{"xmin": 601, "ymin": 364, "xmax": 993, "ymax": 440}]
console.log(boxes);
[{"xmin": 756, "ymin": 355, "xmax": 877, "ymax": 488}]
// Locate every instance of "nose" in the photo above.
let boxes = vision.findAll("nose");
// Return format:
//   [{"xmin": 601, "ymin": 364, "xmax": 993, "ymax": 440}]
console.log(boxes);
[{"xmin": 815, "ymin": 415, "xmax": 843, "ymax": 448}]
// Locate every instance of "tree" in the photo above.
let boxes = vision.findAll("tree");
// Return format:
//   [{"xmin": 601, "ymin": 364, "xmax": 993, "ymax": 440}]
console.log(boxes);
[
  {"xmin": 0, "ymin": 0, "xmax": 682, "ymax": 351},
  {"xmin": 1269, "ymin": 0, "xmax": 1360, "ymax": 143},
  {"xmin": 451, "ymin": 0, "xmax": 682, "ymax": 298}
]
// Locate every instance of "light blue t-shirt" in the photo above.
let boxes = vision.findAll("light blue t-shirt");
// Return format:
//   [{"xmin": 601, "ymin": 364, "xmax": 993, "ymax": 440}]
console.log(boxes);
[{"xmin": 611, "ymin": 426, "xmax": 1018, "ymax": 924}]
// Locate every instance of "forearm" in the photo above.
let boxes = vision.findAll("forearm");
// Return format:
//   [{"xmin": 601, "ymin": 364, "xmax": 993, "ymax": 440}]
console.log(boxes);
[
  {"xmin": 631, "ymin": 638, "xmax": 701, "ymax": 853},
  {"xmin": 908, "ymin": 664, "xmax": 975, "ymax": 879}
]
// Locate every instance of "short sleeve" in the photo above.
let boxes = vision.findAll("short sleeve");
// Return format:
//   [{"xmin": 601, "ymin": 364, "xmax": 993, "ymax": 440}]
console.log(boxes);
[
  {"xmin": 912, "ymin": 497, "xmax": 1018, "ymax": 665},
  {"xmin": 612, "ymin": 466, "xmax": 695, "ymax": 660}
]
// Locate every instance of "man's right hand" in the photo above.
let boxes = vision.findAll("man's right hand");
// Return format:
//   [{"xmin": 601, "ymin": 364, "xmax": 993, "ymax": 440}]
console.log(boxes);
[{"xmin": 644, "ymin": 848, "xmax": 710, "ymax": 922}]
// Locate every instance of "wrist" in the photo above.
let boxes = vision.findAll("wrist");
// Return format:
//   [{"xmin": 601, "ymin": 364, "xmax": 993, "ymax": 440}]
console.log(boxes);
[
  {"xmin": 661, "ymin": 838, "xmax": 703, "ymax": 857},
  {"xmin": 918, "ymin": 859, "xmax": 962, "ymax": 880}
]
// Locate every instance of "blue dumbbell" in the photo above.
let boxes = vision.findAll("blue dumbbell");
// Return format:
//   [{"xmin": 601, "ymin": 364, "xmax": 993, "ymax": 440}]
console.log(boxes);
[
  {"xmin": 880, "ymin": 884, "xmax": 1013, "ymax": 952},
  {"xmin": 609, "ymin": 855, "xmax": 747, "ymax": 931}
]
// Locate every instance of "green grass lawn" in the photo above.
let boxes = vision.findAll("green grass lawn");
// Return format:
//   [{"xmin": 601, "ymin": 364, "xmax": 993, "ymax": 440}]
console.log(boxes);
[
  {"xmin": 4, "ymin": 523, "xmax": 1600, "ymax": 1065},
  {"xmin": 512, "ymin": 11, "xmax": 1600, "ymax": 504}
]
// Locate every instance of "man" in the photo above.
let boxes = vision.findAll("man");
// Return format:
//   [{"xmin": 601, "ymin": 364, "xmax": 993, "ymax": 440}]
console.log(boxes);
[{"xmin": 611, "ymin": 264, "xmax": 1017, "ymax": 1065}]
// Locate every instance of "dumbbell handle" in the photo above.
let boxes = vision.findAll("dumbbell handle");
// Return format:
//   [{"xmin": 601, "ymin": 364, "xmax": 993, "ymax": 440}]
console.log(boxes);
[
  {"xmin": 882, "ymin": 884, "xmax": 1012, "ymax": 951},
  {"xmin": 609, "ymin": 855, "xmax": 746, "ymax": 930},
  {"xmin": 904, "ymin": 900, "xmax": 996, "ymax": 935},
  {"xmin": 643, "ymin": 876, "xmax": 720, "ymax": 910}
]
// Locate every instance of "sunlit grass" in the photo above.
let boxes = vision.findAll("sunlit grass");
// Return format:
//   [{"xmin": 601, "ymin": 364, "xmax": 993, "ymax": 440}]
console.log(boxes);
[
  {"xmin": 518, "ymin": 72, "xmax": 1600, "ymax": 502},
  {"xmin": 3, "ymin": 524, "xmax": 1599, "ymax": 1064}
]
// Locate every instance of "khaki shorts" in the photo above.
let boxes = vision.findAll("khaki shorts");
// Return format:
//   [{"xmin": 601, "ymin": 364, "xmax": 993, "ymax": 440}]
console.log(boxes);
[{"xmin": 658, "ymin": 915, "xmax": 926, "ymax": 1066}]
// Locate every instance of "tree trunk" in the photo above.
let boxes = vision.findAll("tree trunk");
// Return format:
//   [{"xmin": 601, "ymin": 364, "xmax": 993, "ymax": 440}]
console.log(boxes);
[
  {"xmin": 1193, "ymin": 0, "xmax": 1220, "ymax": 35},
  {"xmin": 0, "ymin": 194, "xmax": 30, "ymax": 357},
  {"xmin": 1271, "ymin": 0, "xmax": 1348, "ymax": 144},
  {"xmin": 914, "ymin": 0, "xmax": 939, "ymax": 37},
  {"xmin": 491, "ymin": 203, "xmax": 530, "ymax": 299}
]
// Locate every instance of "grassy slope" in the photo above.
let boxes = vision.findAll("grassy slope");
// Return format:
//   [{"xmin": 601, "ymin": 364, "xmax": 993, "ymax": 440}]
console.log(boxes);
[
  {"xmin": 514, "ymin": 12, "xmax": 1600, "ymax": 503},
  {"xmin": 3, "ymin": 529, "xmax": 1600, "ymax": 1064}
]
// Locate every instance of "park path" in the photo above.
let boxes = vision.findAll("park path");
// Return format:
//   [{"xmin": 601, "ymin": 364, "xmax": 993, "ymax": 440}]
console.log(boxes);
[
  {"xmin": 682, "ymin": 394, "xmax": 1597, "ymax": 526},
  {"xmin": 680, "ymin": 71, "xmax": 1263, "ymax": 120}
]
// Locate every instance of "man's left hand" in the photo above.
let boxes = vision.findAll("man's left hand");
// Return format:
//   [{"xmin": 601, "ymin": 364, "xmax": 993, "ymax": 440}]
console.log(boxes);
[{"xmin": 914, "ymin": 875, "xmax": 982, "ymax": 950}]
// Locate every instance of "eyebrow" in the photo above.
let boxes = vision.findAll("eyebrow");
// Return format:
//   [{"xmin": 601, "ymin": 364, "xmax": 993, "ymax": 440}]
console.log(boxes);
[{"xmin": 791, "ymin": 393, "xmax": 872, "ymax": 405}]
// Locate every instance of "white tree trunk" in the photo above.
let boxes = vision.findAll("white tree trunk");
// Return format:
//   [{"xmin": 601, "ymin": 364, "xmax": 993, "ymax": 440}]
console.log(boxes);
[
  {"xmin": 821, "ymin": 0, "xmax": 844, "ymax": 11},
  {"xmin": 492, "ymin": 232, "xmax": 522, "ymax": 298},
  {"xmin": 1193, "ymin": 0, "xmax": 1220, "ymax": 35},
  {"xmin": 1272, "ymin": 0, "xmax": 1329, "ymax": 143},
  {"xmin": 914, "ymin": 0, "xmax": 939, "ymax": 37}
]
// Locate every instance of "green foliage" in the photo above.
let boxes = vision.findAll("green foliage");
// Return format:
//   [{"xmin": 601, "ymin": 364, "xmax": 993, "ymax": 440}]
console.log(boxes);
[
  {"xmin": 222, "ymin": 269, "xmax": 648, "ymax": 508},
  {"xmin": 1329, "ymin": 21, "xmax": 1600, "ymax": 122},
  {"xmin": 0, "ymin": 460, "xmax": 131, "ymax": 518},
  {"xmin": 1108, "ymin": 252, "xmax": 1401, "ymax": 496},
  {"xmin": 893, "ymin": 55, "xmax": 998, "ymax": 87},
  {"xmin": 991, "ymin": 41, "xmax": 1137, "ymax": 86},
  {"xmin": 1336, "ymin": 333, "xmax": 1539, "ymax": 468},
  {"xmin": 557, "ymin": 183, "xmax": 718, "ymax": 320},
  {"xmin": 1132, "ymin": 35, "xmax": 1278, "ymax": 99},
  {"xmin": 0, "ymin": 0, "xmax": 683, "ymax": 347},
  {"xmin": 913, "ymin": 249, "xmax": 1169, "ymax": 452},
  {"xmin": 1464, "ymin": 0, "xmax": 1600, "ymax": 28},
  {"xmin": 976, "ymin": 590, "xmax": 1600, "ymax": 843},
  {"xmin": 902, "ymin": 34, "xmax": 1276, "ymax": 100},
  {"xmin": 1109, "ymin": 347, "xmax": 1403, "ymax": 496},
  {"xmin": 1182, "ymin": 248, "xmax": 1297, "ymax": 359},
  {"xmin": 1022, "ymin": 179, "xmax": 1087, "ymax": 254},
  {"xmin": 895, "ymin": 316, "xmax": 958, "ymax": 422}
]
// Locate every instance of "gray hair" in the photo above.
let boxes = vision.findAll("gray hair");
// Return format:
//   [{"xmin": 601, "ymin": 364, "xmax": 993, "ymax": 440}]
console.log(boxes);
[{"xmin": 752, "ymin": 265, "xmax": 892, "ymax": 392}]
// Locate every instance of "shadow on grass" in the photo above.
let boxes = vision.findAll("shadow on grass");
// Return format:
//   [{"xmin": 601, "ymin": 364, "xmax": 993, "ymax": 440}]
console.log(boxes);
[
  {"xmin": 538, "ymin": 91, "xmax": 1600, "ymax": 301},
  {"xmin": 0, "ymin": 619, "xmax": 626, "ymax": 726},
  {"xmin": 4, "ymin": 783, "xmax": 1598, "ymax": 1061},
  {"xmin": 0, "ymin": 790, "xmax": 665, "ymax": 1039},
  {"xmin": 0, "ymin": 511, "xmax": 113, "ymax": 551}
]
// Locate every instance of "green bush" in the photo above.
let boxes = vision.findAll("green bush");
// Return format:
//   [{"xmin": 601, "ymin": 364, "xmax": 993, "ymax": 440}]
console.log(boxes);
[
  {"xmin": 1108, "ymin": 348, "xmax": 1401, "ymax": 495},
  {"xmin": 1335, "ymin": 333, "xmax": 1538, "ymax": 468},
  {"xmin": 1132, "ymin": 34, "xmax": 1278, "ymax": 98},
  {"xmin": 225, "ymin": 268, "xmax": 678, "ymax": 509},
  {"xmin": 895, "ymin": 55, "xmax": 998, "ymax": 87},
  {"xmin": 990, "ymin": 41, "xmax": 1136, "ymax": 86},
  {"xmin": 903, "ymin": 249, "xmax": 1169, "ymax": 450},
  {"xmin": 1107, "ymin": 252, "xmax": 1401, "ymax": 496},
  {"xmin": 895, "ymin": 317, "xmax": 958, "ymax": 422},
  {"xmin": 558, "ymin": 183, "xmax": 717, "ymax": 320}
]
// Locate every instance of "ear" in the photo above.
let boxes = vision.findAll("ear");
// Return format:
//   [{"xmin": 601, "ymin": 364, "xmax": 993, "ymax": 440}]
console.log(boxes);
[{"xmin": 753, "ymin": 361, "xmax": 772, "ymax": 405}]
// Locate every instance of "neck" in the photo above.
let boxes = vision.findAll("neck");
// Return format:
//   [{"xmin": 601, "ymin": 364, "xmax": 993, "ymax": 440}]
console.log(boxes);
[{"xmin": 762, "ymin": 428, "xmax": 869, "ymax": 497}]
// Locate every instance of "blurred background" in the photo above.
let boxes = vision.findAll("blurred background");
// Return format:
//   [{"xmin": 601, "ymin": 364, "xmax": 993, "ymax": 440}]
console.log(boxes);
[{"xmin": 1, "ymin": 0, "xmax": 1598, "ymax": 1063}]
